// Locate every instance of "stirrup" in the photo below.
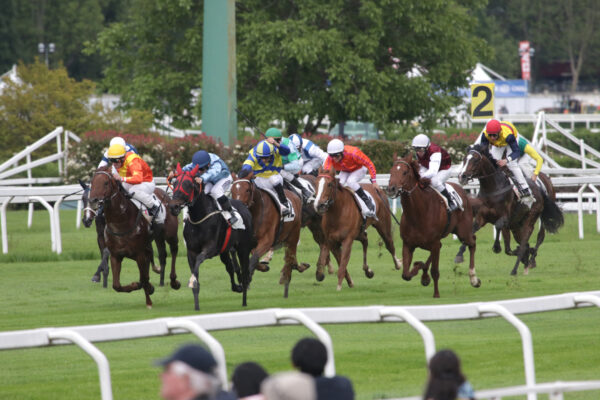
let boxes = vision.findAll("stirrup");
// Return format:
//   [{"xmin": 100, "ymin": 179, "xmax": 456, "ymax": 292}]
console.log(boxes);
[{"xmin": 228, "ymin": 214, "xmax": 239, "ymax": 225}]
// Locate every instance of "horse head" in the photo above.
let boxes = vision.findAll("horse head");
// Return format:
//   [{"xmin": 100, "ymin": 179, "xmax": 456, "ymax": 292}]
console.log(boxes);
[
  {"xmin": 168, "ymin": 163, "xmax": 200, "ymax": 216},
  {"xmin": 313, "ymin": 167, "xmax": 336, "ymax": 214},
  {"xmin": 458, "ymin": 144, "xmax": 493, "ymax": 185},
  {"xmin": 387, "ymin": 152, "xmax": 419, "ymax": 197},
  {"xmin": 231, "ymin": 171, "xmax": 255, "ymax": 207},
  {"xmin": 79, "ymin": 179, "xmax": 95, "ymax": 228},
  {"xmin": 89, "ymin": 167, "xmax": 120, "ymax": 212}
]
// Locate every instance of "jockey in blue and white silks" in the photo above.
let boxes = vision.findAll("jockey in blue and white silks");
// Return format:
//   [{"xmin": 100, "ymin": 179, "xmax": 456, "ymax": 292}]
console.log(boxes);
[
  {"xmin": 289, "ymin": 133, "xmax": 328, "ymax": 175},
  {"xmin": 182, "ymin": 150, "xmax": 237, "ymax": 224},
  {"xmin": 98, "ymin": 136, "xmax": 139, "ymax": 168}
]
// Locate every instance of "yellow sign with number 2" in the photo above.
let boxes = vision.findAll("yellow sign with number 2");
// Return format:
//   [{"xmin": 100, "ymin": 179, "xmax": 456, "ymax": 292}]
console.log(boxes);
[{"xmin": 470, "ymin": 83, "xmax": 495, "ymax": 119}]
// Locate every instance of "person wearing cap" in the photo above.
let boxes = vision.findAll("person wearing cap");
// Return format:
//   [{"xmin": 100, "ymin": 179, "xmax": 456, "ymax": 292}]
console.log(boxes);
[
  {"xmin": 265, "ymin": 128, "xmax": 313, "ymax": 202},
  {"xmin": 411, "ymin": 134, "xmax": 457, "ymax": 212},
  {"xmin": 238, "ymin": 131, "xmax": 292, "ymax": 217},
  {"xmin": 106, "ymin": 142, "xmax": 163, "ymax": 222},
  {"xmin": 323, "ymin": 138, "xmax": 379, "ymax": 217},
  {"xmin": 261, "ymin": 371, "xmax": 316, "ymax": 400},
  {"xmin": 156, "ymin": 343, "xmax": 236, "ymax": 400},
  {"xmin": 289, "ymin": 133, "xmax": 328, "ymax": 176},
  {"xmin": 475, "ymin": 119, "xmax": 534, "ymax": 207},
  {"xmin": 291, "ymin": 337, "xmax": 354, "ymax": 400},
  {"xmin": 98, "ymin": 136, "xmax": 138, "ymax": 168},
  {"xmin": 178, "ymin": 150, "xmax": 238, "ymax": 225}
]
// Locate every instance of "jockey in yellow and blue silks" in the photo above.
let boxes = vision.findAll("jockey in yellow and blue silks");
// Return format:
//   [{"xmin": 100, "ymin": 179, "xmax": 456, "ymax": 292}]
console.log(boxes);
[
  {"xmin": 182, "ymin": 150, "xmax": 238, "ymax": 225},
  {"xmin": 238, "ymin": 133, "xmax": 292, "ymax": 216},
  {"xmin": 475, "ymin": 119, "xmax": 534, "ymax": 207}
]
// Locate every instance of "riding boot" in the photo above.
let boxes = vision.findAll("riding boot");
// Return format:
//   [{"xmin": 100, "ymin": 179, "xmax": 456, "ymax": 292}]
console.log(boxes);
[
  {"xmin": 356, "ymin": 187, "xmax": 375, "ymax": 215},
  {"xmin": 291, "ymin": 176, "xmax": 314, "ymax": 202},
  {"xmin": 441, "ymin": 188, "xmax": 458, "ymax": 212},
  {"xmin": 274, "ymin": 184, "xmax": 291, "ymax": 216},
  {"xmin": 217, "ymin": 195, "xmax": 238, "ymax": 225},
  {"xmin": 519, "ymin": 187, "xmax": 535, "ymax": 208}
]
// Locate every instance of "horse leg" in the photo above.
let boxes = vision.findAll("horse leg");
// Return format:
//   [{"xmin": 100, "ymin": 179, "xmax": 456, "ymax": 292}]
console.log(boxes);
[
  {"xmin": 154, "ymin": 237, "xmax": 168, "ymax": 286},
  {"xmin": 238, "ymin": 245, "xmax": 252, "ymax": 307},
  {"xmin": 457, "ymin": 220, "xmax": 481, "ymax": 288},
  {"xmin": 502, "ymin": 227, "xmax": 515, "ymax": 255},
  {"xmin": 336, "ymin": 238, "xmax": 354, "ymax": 290},
  {"xmin": 527, "ymin": 226, "xmax": 545, "ymax": 271},
  {"xmin": 259, "ymin": 248, "xmax": 274, "ymax": 267},
  {"xmin": 419, "ymin": 255, "xmax": 432, "ymax": 287},
  {"xmin": 136, "ymin": 251, "xmax": 154, "ymax": 309},
  {"xmin": 357, "ymin": 232, "xmax": 374, "ymax": 279},
  {"xmin": 221, "ymin": 251, "xmax": 243, "ymax": 293},
  {"xmin": 251, "ymin": 240, "xmax": 272, "ymax": 274},
  {"xmin": 167, "ymin": 235, "xmax": 180, "ymax": 290},
  {"xmin": 281, "ymin": 229, "xmax": 301, "ymax": 297},
  {"xmin": 510, "ymin": 224, "xmax": 534, "ymax": 275},
  {"xmin": 316, "ymin": 244, "xmax": 330, "ymax": 282},
  {"xmin": 101, "ymin": 248, "xmax": 110, "ymax": 288},
  {"xmin": 430, "ymin": 244, "xmax": 441, "ymax": 298},
  {"xmin": 373, "ymin": 219, "xmax": 401, "ymax": 270},
  {"xmin": 401, "ymin": 243, "xmax": 418, "ymax": 281},
  {"xmin": 190, "ymin": 252, "xmax": 208, "ymax": 311}
]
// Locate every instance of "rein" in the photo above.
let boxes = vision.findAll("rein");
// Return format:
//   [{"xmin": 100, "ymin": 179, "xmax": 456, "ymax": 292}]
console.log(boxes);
[{"xmin": 464, "ymin": 150, "xmax": 514, "ymax": 199}]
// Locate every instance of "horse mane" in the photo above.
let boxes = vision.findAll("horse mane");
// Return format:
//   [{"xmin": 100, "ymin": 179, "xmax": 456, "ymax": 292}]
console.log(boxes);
[{"xmin": 470, "ymin": 144, "xmax": 499, "ymax": 170}]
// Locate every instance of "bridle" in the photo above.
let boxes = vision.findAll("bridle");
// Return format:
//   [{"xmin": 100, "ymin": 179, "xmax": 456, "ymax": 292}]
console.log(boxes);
[
  {"xmin": 460, "ymin": 149, "xmax": 499, "ymax": 182},
  {"xmin": 232, "ymin": 178, "xmax": 257, "ymax": 208},
  {"xmin": 316, "ymin": 173, "xmax": 337, "ymax": 210},
  {"xmin": 391, "ymin": 160, "xmax": 419, "ymax": 196}
]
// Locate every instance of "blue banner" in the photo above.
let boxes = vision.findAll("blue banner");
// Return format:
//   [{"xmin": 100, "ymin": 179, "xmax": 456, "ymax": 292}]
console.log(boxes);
[{"xmin": 493, "ymin": 80, "xmax": 528, "ymax": 97}]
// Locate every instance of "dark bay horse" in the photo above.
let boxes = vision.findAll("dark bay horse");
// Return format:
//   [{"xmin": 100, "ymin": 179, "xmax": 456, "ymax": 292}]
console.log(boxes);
[
  {"xmin": 80, "ymin": 179, "xmax": 179, "ymax": 288},
  {"xmin": 458, "ymin": 144, "xmax": 564, "ymax": 275},
  {"xmin": 168, "ymin": 164, "xmax": 255, "ymax": 309},
  {"xmin": 88, "ymin": 166, "xmax": 181, "ymax": 308},
  {"xmin": 313, "ymin": 167, "xmax": 401, "ymax": 291},
  {"xmin": 230, "ymin": 171, "xmax": 308, "ymax": 298},
  {"xmin": 387, "ymin": 153, "xmax": 480, "ymax": 298}
]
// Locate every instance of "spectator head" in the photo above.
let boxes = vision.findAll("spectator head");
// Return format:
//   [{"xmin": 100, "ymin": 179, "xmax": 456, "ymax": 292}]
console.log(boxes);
[
  {"xmin": 261, "ymin": 371, "xmax": 316, "ymax": 400},
  {"xmin": 156, "ymin": 343, "xmax": 221, "ymax": 400},
  {"xmin": 423, "ymin": 349, "xmax": 466, "ymax": 400},
  {"xmin": 232, "ymin": 361, "xmax": 269, "ymax": 398},
  {"xmin": 291, "ymin": 338, "xmax": 327, "ymax": 377}
]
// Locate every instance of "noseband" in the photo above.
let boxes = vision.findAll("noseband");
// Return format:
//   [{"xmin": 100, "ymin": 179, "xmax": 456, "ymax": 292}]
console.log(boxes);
[
  {"xmin": 392, "ymin": 160, "xmax": 419, "ymax": 196},
  {"xmin": 462, "ymin": 149, "xmax": 499, "ymax": 181}
]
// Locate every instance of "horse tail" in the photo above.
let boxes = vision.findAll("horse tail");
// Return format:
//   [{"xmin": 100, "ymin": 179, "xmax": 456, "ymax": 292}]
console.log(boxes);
[{"xmin": 540, "ymin": 191, "xmax": 564, "ymax": 234}]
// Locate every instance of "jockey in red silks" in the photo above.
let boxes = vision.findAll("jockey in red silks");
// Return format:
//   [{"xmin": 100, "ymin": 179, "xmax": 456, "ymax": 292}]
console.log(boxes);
[
  {"xmin": 322, "ymin": 138, "xmax": 379, "ymax": 217},
  {"xmin": 411, "ymin": 133, "xmax": 457, "ymax": 212}
]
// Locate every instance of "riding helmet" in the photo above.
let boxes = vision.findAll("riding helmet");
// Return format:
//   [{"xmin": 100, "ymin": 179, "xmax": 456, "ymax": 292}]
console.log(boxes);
[
  {"xmin": 411, "ymin": 134, "xmax": 430, "ymax": 148},
  {"xmin": 289, "ymin": 133, "xmax": 303, "ymax": 149},
  {"xmin": 192, "ymin": 150, "xmax": 211, "ymax": 169},
  {"xmin": 256, "ymin": 140, "xmax": 274, "ymax": 158},
  {"xmin": 109, "ymin": 136, "xmax": 126, "ymax": 148},
  {"xmin": 327, "ymin": 138, "xmax": 344, "ymax": 155},
  {"xmin": 107, "ymin": 143, "xmax": 126, "ymax": 159},
  {"xmin": 485, "ymin": 119, "xmax": 502, "ymax": 134},
  {"xmin": 265, "ymin": 127, "xmax": 283, "ymax": 138}
]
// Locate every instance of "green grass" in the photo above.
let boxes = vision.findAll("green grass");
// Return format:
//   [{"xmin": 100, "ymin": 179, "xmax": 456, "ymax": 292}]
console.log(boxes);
[{"xmin": 0, "ymin": 209, "xmax": 599, "ymax": 399}]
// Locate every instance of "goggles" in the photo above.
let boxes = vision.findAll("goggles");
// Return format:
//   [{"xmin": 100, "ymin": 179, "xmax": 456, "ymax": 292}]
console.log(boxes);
[
  {"xmin": 487, "ymin": 133, "xmax": 499, "ymax": 139},
  {"xmin": 109, "ymin": 157, "xmax": 125, "ymax": 164},
  {"xmin": 412, "ymin": 146, "xmax": 427, "ymax": 152}
]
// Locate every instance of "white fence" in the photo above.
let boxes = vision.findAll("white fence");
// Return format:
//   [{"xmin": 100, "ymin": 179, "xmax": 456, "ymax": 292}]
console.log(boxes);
[{"xmin": 1, "ymin": 292, "xmax": 599, "ymax": 400}]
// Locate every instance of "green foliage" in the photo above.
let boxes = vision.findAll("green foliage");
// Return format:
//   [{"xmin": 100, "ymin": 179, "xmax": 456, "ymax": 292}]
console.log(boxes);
[{"xmin": 0, "ymin": 60, "xmax": 97, "ymax": 160}]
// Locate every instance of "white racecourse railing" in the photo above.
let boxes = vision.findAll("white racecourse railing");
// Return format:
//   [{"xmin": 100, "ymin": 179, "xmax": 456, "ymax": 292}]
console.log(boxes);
[
  {"xmin": 0, "ymin": 168, "xmax": 599, "ymax": 254},
  {"xmin": 0, "ymin": 292, "xmax": 599, "ymax": 400}
]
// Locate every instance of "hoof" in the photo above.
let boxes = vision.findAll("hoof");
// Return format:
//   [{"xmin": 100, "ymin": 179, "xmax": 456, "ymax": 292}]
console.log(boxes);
[
  {"xmin": 421, "ymin": 276, "xmax": 431, "ymax": 287},
  {"xmin": 364, "ymin": 269, "xmax": 374, "ymax": 279},
  {"xmin": 454, "ymin": 255, "xmax": 464, "ymax": 264},
  {"xmin": 492, "ymin": 245, "xmax": 501, "ymax": 254},
  {"xmin": 296, "ymin": 263, "xmax": 310, "ymax": 273},
  {"xmin": 146, "ymin": 304, "xmax": 152, "ymax": 309},
  {"xmin": 171, "ymin": 280, "xmax": 181, "ymax": 290},
  {"xmin": 472, "ymin": 278, "xmax": 482, "ymax": 288},
  {"xmin": 523, "ymin": 267, "xmax": 529, "ymax": 276},
  {"xmin": 336, "ymin": 284, "xmax": 342, "ymax": 291},
  {"xmin": 316, "ymin": 271, "xmax": 325, "ymax": 282},
  {"xmin": 91, "ymin": 274, "xmax": 100, "ymax": 283},
  {"xmin": 256, "ymin": 262, "xmax": 270, "ymax": 272},
  {"xmin": 348, "ymin": 280, "xmax": 354, "ymax": 288},
  {"xmin": 151, "ymin": 264, "xmax": 162, "ymax": 274},
  {"xmin": 232, "ymin": 284, "xmax": 243, "ymax": 293},
  {"xmin": 402, "ymin": 274, "xmax": 412, "ymax": 282},
  {"xmin": 148, "ymin": 285, "xmax": 155, "ymax": 295},
  {"xmin": 510, "ymin": 269, "xmax": 517, "ymax": 276}
]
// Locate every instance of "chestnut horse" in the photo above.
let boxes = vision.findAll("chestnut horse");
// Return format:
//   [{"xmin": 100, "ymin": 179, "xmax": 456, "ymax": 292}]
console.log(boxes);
[
  {"xmin": 230, "ymin": 171, "xmax": 308, "ymax": 298},
  {"xmin": 458, "ymin": 144, "xmax": 564, "ymax": 275},
  {"xmin": 313, "ymin": 167, "xmax": 402, "ymax": 291},
  {"xmin": 168, "ymin": 164, "xmax": 255, "ymax": 309},
  {"xmin": 80, "ymin": 180, "xmax": 178, "ymax": 288},
  {"xmin": 387, "ymin": 153, "xmax": 480, "ymax": 298},
  {"xmin": 88, "ymin": 166, "xmax": 181, "ymax": 308}
]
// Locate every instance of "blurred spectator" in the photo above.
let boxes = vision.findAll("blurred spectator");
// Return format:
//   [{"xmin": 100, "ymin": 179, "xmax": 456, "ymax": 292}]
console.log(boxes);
[
  {"xmin": 291, "ymin": 337, "xmax": 354, "ymax": 400},
  {"xmin": 423, "ymin": 349, "xmax": 475, "ymax": 400},
  {"xmin": 261, "ymin": 371, "xmax": 316, "ymax": 400},
  {"xmin": 231, "ymin": 361, "xmax": 269, "ymax": 400},
  {"xmin": 156, "ymin": 343, "xmax": 236, "ymax": 400}
]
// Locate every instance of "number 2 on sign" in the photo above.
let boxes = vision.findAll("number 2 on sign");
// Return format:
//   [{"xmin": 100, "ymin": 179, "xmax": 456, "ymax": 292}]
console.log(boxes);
[{"xmin": 471, "ymin": 83, "xmax": 495, "ymax": 119}]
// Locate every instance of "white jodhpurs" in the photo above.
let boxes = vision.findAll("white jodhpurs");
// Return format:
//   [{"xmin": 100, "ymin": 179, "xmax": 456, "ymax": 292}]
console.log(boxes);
[
  {"xmin": 204, "ymin": 175, "xmax": 233, "ymax": 201},
  {"xmin": 490, "ymin": 146, "xmax": 528, "ymax": 190},
  {"xmin": 123, "ymin": 181, "xmax": 156, "ymax": 208},
  {"xmin": 301, "ymin": 158, "xmax": 322, "ymax": 174},
  {"xmin": 339, "ymin": 167, "xmax": 367, "ymax": 191}
]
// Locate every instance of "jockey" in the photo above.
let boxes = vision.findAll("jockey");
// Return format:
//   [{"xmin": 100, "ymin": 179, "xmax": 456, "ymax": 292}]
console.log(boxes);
[
  {"xmin": 238, "ymin": 135, "xmax": 292, "ymax": 217},
  {"xmin": 106, "ymin": 143, "xmax": 162, "ymax": 223},
  {"xmin": 323, "ymin": 138, "xmax": 379, "ymax": 216},
  {"xmin": 289, "ymin": 133, "xmax": 328, "ymax": 175},
  {"xmin": 411, "ymin": 133, "xmax": 457, "ymax": 212},
  {"xmin": 98, "ymin": 136, "xmax": 138, "ymax": 168},
  {"xmin": 476, "ymin": 119, "xmax": 534, "ymax": 206},
  {"xmin": 265, "ymin": 128, "xmax": 313, "ymax": 201},
  {"xmin": 516, "ymin": 135, "xmax": 544, "ymax": 183},
  {"xmin": 182, "ymin": 150, "xmax": 238, "ymax": 225}
]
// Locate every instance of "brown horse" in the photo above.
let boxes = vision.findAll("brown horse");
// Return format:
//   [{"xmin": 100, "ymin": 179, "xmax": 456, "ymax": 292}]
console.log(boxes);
[
  {"xmin": 88, "ymin": 166, "xmax": 181, "ymax": 308},
  {"xmin": 313, "ymin": 167, "xmax": 401, "ymax": 291},
  {"xmin": 230, "ymin": 171, "xmax": 308, "ymax": 298},
  {"xmin": 387, "ymin": 153, "xmax": 480, "ymax": 298},
  {"xmin": 458, "ymin": 144, "xmax": 564, "ymax": 275}
]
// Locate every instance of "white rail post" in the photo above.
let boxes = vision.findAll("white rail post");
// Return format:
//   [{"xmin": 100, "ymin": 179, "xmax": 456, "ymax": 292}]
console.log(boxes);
[
  {"xmin": 166, "ymin": 319, "xmax": 229, "ymax": 388},
  {"xmin": 380, "ymin": 307, "xmax": 436, "ymax": 362},
  {"xmin": 47, "ymin": 329, "xmax": 113, "ymax": 400},
  {"xmin": 1, "ymin": 197, "xmax": 14, "ymax": 253},
  {"xmin": 27, "ymin": 153, "xmax": 34, "ymax": 228},
  {"xmin": 588, "ymin": 185, "xmax": 600, "ymax": 233},
  {"xmin": 478, "ymin": 304, "xmax": 536, "ymax": 400},
  {"xmin": 76, "ymin": 199, "xmax": 83, "ymax": 229},
  {"xmin": 275, "ymin": 309, "xmax": 336, "ymax": 377},
  {"xmin": 573, "ymin": 294, "xmax": 600, "ymax": 308},
  {"xmin": 29, "ymin": 196, "xmax": 56, "ymax": 252},
  {"xmin": 53, "ymin": 196, "xmax": 65, "ymax": 254},
  {"xmin": 577, "ymin": 184, "xmax": 589, "ymax": 239}
]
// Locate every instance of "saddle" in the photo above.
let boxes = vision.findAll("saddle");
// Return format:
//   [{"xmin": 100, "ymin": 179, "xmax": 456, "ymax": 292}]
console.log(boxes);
[
  {"xmin": 129, "ymin": 193, "xmax": 166, "ymax": 225},
  {"xmin": 261, "ymin": 188, "xmax": 296, "ymax": 222},
  {"xmin": 211, "ymin": 198, "xmax": 246, "ymax": 230},
  {"xmin": 436, "ymin": 184, "xmax": 464, "ymax": 211},
  {"xmin": 345, "ymin": 187, "xmax": 377, "ymax": 220}
]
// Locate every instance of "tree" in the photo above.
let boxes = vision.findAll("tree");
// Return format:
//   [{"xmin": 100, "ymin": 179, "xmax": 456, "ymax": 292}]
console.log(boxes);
[
  {"xmin": 0, "ymin": 60, "xmax": 96, "ymax": 159},
  {"xmin": 91, "ymin": 0, "xmax": 489, "ymax": 133}
]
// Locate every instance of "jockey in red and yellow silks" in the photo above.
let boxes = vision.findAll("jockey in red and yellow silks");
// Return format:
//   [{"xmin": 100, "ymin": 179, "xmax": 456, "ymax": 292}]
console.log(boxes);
[
  {"xmin": 107, "ymin": 143, "xmax": 161, "ymax": 219},
  {"xmin": 322, "ymin": 138, "xmax": 378, "ymax": 216}
]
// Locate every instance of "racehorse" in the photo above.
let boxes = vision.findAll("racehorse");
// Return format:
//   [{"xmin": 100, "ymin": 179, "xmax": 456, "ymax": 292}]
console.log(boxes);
[
  {"xmin": 313, "ymin": 167, "xmax": 402, "ymax": 291},
  {"xmin": 168, "ymin": 164, "xmax": 255, "ymax": 309},
  {"xmin": 387, "ymin": 152, "xmax": 480, "ymax": 298},
  {"xmin": 80, "ymin": 179, "xmax": 179, "ymax": 288},
  {"xmin": 230, "ymin": 171, "xmax": 308, "ymax": 298},
  {"xmin": 88, "ymin": 166, "xmax": 181, "ymax": 308},
  {"xmin": 458, "ymin": 144, "xmax": 564, "ymax": 275}
]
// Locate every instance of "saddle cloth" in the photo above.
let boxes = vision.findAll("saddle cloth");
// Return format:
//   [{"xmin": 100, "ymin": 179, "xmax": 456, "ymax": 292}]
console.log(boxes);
[
  {"xmin": 130, "ymin": 193, "xmax": 166, "ymax": 224},
  {"xmin": 262, "ymin": 187, "xmax": 296, "ymax": 222},
  {"xmin": 348, "ymin": 187, "xmax": 377, "ymax": 219},
  {"xmin": 434, "ymin": 184, "xmax": 464, "ymax": 211},
  {"xmin": 212, "ymin": 199, "xmax": 246, "ymax": 230}
]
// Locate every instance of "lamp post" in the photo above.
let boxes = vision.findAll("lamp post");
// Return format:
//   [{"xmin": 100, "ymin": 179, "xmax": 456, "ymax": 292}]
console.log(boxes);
[{"xmin": 38, "ymin": 42, "xmax": 55, "ymax": 68}]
